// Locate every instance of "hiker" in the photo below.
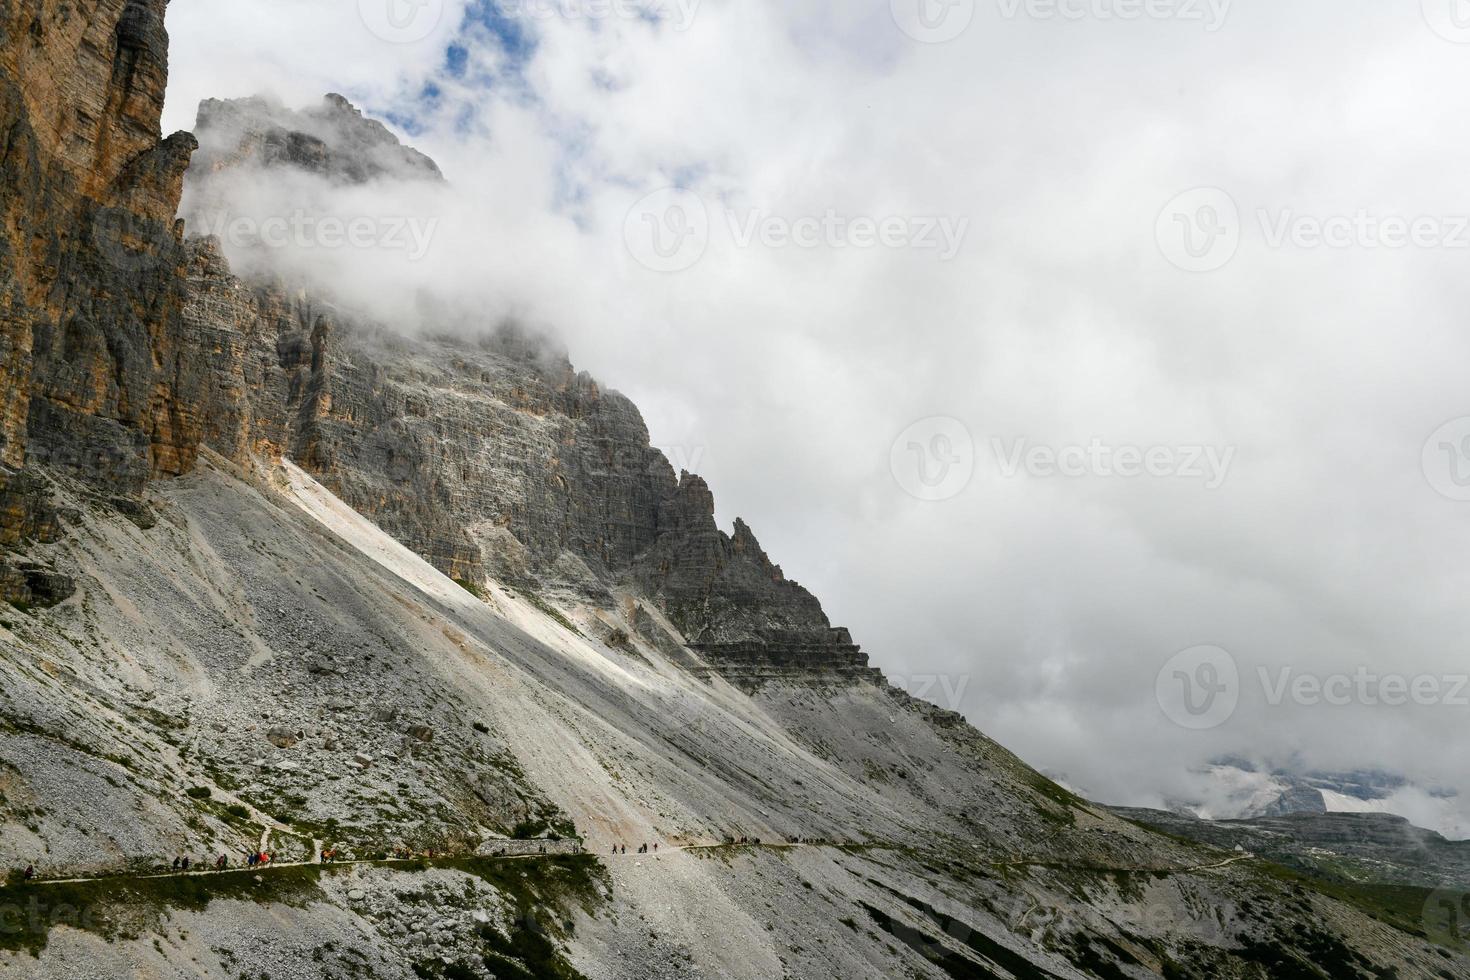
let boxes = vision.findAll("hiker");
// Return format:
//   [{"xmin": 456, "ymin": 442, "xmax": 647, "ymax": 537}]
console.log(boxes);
[
  {"xmin": 216, "ymin": 855, "xmax": 228, "ymax": 871},
  {"xmin": 172, "ymin": 857, "xmax": 181, "ymax": 871},
  {"xmin": 22, "ymin": 865, "xmax": 34, "ymax": 881},
  {"xmin": 182, "ymin": 856, "xmax": 191, "ymax": 871},
  {"xmin": 653, "ymin": 843, "xmax": 658, "ymax": 853},
  {"xmin": 611, "ymin": 845, "xmax": 617, "ymax": 856}
]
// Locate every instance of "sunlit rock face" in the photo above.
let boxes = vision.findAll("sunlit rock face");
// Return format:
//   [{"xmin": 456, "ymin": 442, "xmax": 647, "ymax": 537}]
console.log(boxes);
[
  {"xmin": 0, "ymin": 0, "xmax": 198, "ymax": 485},
  {"xmin": 0, "ymin": 0, "xmax": 198, "ymax": 603}
]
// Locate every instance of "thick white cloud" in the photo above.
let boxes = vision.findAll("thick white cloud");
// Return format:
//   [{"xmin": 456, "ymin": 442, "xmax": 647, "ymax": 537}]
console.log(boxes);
[{"xmin": 164, "ymin": 1, "xmax": 1470, "ymax": 836}]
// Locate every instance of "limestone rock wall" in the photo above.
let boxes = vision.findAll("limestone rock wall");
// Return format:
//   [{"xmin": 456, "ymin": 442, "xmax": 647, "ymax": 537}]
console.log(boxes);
[
  {"xmin": 0, "ymin": 0, "xmax": 840, "ymax": 655},
  {"xmin": 0, "ymin": 0, "xmax": 200, "ymax": 489},
  {"xmin": 173, "ymin": 94, "xmax": 841, "ymax": 644}
]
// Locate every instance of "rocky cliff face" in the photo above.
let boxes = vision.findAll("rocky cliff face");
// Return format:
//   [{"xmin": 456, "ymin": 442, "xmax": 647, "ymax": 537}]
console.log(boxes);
[
  {"xmin": 1, "ymin": 9, "xmax": 1466, "ymax": 980},
  {"xmin": 0, "ymin": 7, "xmax": 838, "ymax": 654},
  {"xmin": 0, "ymin": 0, "xmax": 201, "ymax": 609},
  {"xmin": 169, "ymin": 92, "xmax": 842, "ymax": 650},
  {"xmin": 0, "ymin": 0, "xmax": 198, "ymax": 485},
  {"xmin": 189, "ymin": 93, "xmax": 444, "ymax": 185}
]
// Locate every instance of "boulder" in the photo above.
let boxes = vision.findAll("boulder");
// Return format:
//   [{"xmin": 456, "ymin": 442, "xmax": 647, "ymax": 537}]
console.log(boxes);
[{"xmin": 266, "ymin": 727, "xmax": 298, "ymax": 749}]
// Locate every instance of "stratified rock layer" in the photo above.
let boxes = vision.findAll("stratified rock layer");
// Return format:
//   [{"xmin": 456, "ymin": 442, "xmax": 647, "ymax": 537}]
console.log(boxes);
[
  {"xmin": 0, "ymin": 0, "xmax": 199, "ymax": 489},
  {"xmin": 168, "ymin": 93, "xmax": 843, "ymax": 647}
]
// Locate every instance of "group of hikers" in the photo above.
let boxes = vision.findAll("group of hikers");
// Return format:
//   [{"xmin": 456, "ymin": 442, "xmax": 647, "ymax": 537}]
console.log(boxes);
[
  {"xmin": 605, "ymin": 834, "xmax": 835, "ymax": 856},
  {"xmin": 18, "ymin": 833, "xmax": 841, "ymax": 888},
  {"xmin": 171, "ymin": 851, "xmax": 273, "ymax": 872}
]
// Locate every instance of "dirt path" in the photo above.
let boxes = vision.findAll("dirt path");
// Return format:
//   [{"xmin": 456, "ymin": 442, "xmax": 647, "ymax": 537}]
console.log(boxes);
[
  {"xmin": 22, "ymin": 843, "xmax": 1251, "ymax": 888},
  {"xmin": 990, "ymin": 851, "xmax": 1253, "ymax": 875},
  {"xmin": 25, "ymin": 850, "xmax": 582, "ymax": 887},
  {"xmin": 603, "ymin": 842, "xmax": 805, "ymax": 858},
  {"xmin": 26, "ymin": 841, "xmax": 813, "ymax": 886},
  {"xmin": 1187, "ymin": 853, "xmax": 1252, "ymax": 872}
]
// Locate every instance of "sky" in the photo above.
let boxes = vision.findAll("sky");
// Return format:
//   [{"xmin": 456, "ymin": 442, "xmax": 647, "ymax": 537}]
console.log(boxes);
[{"xmin": 163, "ymin": 0, "xmax": 1470, "ymax": 837}]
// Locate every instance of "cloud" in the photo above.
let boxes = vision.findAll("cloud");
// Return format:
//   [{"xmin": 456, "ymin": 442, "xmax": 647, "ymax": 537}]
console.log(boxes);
[{"xmin": 165, "ymin": 1, "xmax": 1470, "ymax": 836}]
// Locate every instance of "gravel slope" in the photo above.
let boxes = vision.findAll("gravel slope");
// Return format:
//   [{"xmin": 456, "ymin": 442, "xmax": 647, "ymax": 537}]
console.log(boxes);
[{"xmin": 0, "ymin": 456, "xmax": 1464, "ymax": 979}]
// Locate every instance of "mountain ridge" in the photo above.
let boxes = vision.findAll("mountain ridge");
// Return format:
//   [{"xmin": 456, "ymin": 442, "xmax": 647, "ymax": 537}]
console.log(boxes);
[{"xmin": 0, "ymin": 4, "xmax": 1466, "ymax": 978}]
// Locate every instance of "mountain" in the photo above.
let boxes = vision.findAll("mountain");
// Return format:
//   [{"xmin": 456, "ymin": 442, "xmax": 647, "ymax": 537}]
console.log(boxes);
[
  {"xmin": 1113, "ymin": 808, "xmax": 1470, "ymax": 891},
  {"xmin": 1147, "ymin": 761, "xmax": 1467, "ymax": 839},
  {"xmin": 1, "ymin": 3, "xmax": 1467, "ymax": 978}
]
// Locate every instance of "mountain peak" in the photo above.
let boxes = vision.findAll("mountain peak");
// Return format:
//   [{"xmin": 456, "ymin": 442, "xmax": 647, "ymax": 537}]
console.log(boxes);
[{"xmin": 192, "ymin": 93, "xmax": 444, "ymax": 184}]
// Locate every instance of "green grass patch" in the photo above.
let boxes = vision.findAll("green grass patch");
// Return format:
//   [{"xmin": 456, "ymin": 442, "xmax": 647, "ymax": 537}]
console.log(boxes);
[
  {"xmin": 0, "ymin": 854, "xmax": 609, "ymax": 960},
  {"xmin": 520, "ymin": 592, "xmax": 583, "ymax": 636},
  {"xmin": 1021, "ymin": 771, "xmax": 1086, "ymax": 827},
  {"xmin": 435, "ymin": 854, "xmax": 607, "ymax": 916},
  {"xmin": 0, "ymin": 864, "xmax": 329, "ymax": 955},
  {"xmin": 453, "ymin": 578, "xmax": 487, "ymax": 601},
  {"xmin": 1253, "ymin": 861, "xmax": 1437, "ymax": 940}
]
